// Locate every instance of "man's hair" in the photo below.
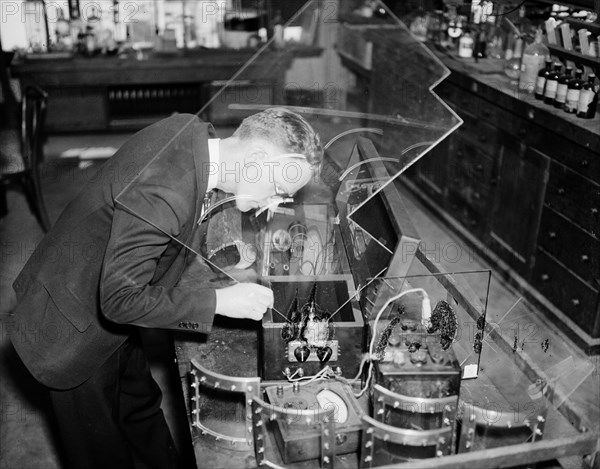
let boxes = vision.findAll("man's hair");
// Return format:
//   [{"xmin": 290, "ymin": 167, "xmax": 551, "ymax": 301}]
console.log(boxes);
[{"xmin": 233, "ymin": 107, "xmax": 323, "ymax": 171}]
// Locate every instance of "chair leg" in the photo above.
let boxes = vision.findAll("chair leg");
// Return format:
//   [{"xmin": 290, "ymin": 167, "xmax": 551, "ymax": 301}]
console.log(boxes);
[{"xmin": 21, "ymin": 173, "xmax": 51, "ymax": 232}]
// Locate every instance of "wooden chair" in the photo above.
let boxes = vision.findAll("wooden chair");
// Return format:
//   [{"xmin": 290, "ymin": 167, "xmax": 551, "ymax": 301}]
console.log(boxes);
[{"xmin": 0, "ymin": 82, "xmax": 51, "ymax": 232}]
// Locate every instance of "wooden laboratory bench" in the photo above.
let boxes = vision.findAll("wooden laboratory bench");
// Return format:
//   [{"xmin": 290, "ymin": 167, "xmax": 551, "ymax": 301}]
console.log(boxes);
[
  {"xmin": 11, "ymin": 47, "xmax": 320, "ymax": 132},
  {"xmin": 405, "ymin": 48, "xmax": 600, "ymax": 355}
]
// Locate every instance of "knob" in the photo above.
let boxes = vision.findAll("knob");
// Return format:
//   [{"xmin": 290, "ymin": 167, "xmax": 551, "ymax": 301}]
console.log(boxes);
[
  {"xmin": 518, "ymin": 128, "xmax": 527, "ymax": 137},
  {"xmin": 548, "ymin": 232, "xmax": 557, "ymax": 239},
  {"xmin": 317, "ymin": 347, "xmax": 333, "ymax": 363},
  {"xmin": 581, "ymin": 160, "xmax": 589, "ymax": 167},
  {"xmin": 294, "ymin": 346, "xmax": 310, "ymax": 363},
  {"xmin": 557, "ymin": 188, "xmax": 565, "ymax": 195},
  {"xmin": 490, "ymin": 178, "xmax": 497, "ymax": 186},
  {"xmin": 571, "ymin": 299, "xmax": 581, "ymax": 307},
  {"xmin": 482, "ymin": 110, "xmax": 491, "ymax": 118},
  {"xmin": 293, "ymin": 382, "xmax": 300, "ymax": 393},
  {"xmin": 527, "ymin": 109, "xmax": 535, "ymax": 120},
  {"xmin": 479, "ymin": 135, "xmax": 488, "ymax": 143},
  {"xmin": 592, "ymin": 208, "xmax": 598, "ymax": 216},
  {"xmin": 410, "ymin": 350, "xmax": 428, "ymax": 365},
  {"xmin": 457, "ymin": 150, "xmax": 464, "ymax": 158},
  {"xmin": 474, "ymin": 192, "xmax": 481, "ymax": 200},
  {"xmin": 581, "ymin": 255, "xmax": 589, "ymax": 262},
  {"xmin": 476, "ymin": 164, "xmax": 483, "ymax": 172},
  {"xmin": 541, "ymin": 274, "xmax": 550, "ymax": 281}
]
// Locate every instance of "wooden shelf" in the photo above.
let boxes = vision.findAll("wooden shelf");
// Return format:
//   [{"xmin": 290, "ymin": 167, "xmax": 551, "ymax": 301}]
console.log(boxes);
[
  {"xmin": 565, "ymin": 17, "xmax": 600, "ymax": 36},
  {"xmin": 548, "ymin": 44, "xmax": 600, "ymax": 71}
]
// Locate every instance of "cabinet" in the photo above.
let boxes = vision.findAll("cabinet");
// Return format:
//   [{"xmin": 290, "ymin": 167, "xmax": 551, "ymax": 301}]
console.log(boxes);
[{"xmin": 407, "ymin": 63, "xmax": 600, "ymax": 353}]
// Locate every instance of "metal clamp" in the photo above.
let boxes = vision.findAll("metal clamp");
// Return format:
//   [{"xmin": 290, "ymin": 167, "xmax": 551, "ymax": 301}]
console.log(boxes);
[
  {"xmin": 189, "ymin": 358, "xmax": 260, "ymax": 450},
  {"xmin": 251, "ymin": 396, "xmax": 336, "ymax": 468},
  {"xmin": 360, "ymin": 415, "xmax": 453, "ymax": 468},
  {"xmin": 458, "ymin": 400, "xmax": 548, "ymax": 453}
]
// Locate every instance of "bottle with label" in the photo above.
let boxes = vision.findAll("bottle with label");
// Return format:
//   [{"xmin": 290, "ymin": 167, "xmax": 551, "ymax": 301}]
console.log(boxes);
[
  {"xmin": 519, "ymin": 29, "xmax": 549, "ymax": 93},
  {"xmin": 554, "ymin": 66, "xmax": 572, "ymax": 108},
  {"xmin": 458, "ymin": 28, "xmax": 474, "ymax": 58},
  {"xmin": 543, "ymin": 63, "xmax": 562, "ymax": 105},
  {"xmin": 535, "ymin": 59, "xmax": 553, "ymax": 100},
  {"xmin": 577, "ymin": 74, "xmax": 598, "ymax": 119},
  {"xmin": 564, "ymin": 69, "xmax": 583, "ymax": 113}
]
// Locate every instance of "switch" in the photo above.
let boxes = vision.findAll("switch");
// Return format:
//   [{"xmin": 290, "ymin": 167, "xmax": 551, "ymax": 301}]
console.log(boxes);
[
  {"xmin": 317, "ymin": 346, "xmax": 333, "ymax": 363},
  {"xmin": 294, "ymin": 346, "xmax": 310, "ymax": 363}
]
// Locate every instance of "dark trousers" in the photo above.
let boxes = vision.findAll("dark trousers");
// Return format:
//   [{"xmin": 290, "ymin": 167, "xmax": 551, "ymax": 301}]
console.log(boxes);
[{"xmin": 49, "ymin": 333, "xmax": 183, "ymax": 469}]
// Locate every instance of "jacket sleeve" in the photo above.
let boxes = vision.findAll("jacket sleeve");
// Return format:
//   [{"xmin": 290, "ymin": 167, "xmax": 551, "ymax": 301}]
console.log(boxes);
[{"xmin": 100, "ymin": 183, "xmax": 216, "ymax": 333}]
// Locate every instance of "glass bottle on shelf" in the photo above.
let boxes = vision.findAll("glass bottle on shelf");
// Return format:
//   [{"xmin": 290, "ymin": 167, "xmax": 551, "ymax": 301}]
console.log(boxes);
[
  {"xmin": 272, "ymin": 10, "xmax": 285, "ymax": 49},
  {"xmin": 519, "ymin": 29, "xmax": 549, "ymax": 93},
  {"xmin": 535, "ymin": 59, "xmax": 553, "ymax": 100},
  {"xmin": 543, "ymin": 63, "xmax": 562, "ymax": 105},
  {"xmin": 564, "ymin": 69, "xmax": 583, "ymax": 113},
  {"xmin": 577, "ymin": 74, "xmax": 598, "ymax": 119},
  {"xmin": 504, "ymin": 37, "xmax": 523, "ymax": 85},
  {"xmin": 554, "ymin": 66, "xmax": 572, "ymax": 108},
  {"xmin": 458, "ymin": 28, "xmax": 475, "ymax": 58}
]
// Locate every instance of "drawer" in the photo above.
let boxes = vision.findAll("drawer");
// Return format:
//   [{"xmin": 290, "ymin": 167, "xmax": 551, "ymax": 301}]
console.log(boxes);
[
  {"xmin": 447, "ymin": 169, "xmax": 491, "ymax": 213},
  {"xmin": 453, "ymin": 110, "xmax": 500, "ymax": 157},
  {"xmin": 452, "ymin": 137, "xmax": 496, "ymax": 185},
  {"xmin": 532, "ymin": 249, "xmax": 599, "ymax": 337},
  {"xmin": 441, "ymin": 85, "xmax": 493, "ymax": 124},
  {"xmin": 446, "ymin": 189, "xmax": 487, "ymax": 238},
  {"xmin": 545, "ymin": 161, "xmax": 600, "ymax": 236},
  {"xmin": 538, "ymin": 208, "xmax": 600, "ymax": 285}
]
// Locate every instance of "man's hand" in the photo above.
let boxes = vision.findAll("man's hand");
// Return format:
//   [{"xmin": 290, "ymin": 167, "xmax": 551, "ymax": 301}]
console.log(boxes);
[{"xmin": 215, "ymin": 283, "xmax": 274, "ymax": 321}]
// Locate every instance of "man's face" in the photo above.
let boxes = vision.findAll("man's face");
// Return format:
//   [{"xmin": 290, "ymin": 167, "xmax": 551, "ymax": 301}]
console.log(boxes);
[{"xmin": 234, "ymin": 145, "xmax": 314, "ymax": 212}]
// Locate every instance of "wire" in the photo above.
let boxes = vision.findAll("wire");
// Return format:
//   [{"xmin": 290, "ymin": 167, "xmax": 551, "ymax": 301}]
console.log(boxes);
[{"xmin": 353, "ymin": 288, "xmax": 430, "ymax": 398}]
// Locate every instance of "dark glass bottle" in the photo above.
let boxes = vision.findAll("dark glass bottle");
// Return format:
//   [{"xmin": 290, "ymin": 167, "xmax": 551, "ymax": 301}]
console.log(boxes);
[
  {"xmin": 564, "ymin": 69, "xmax": 583, "ymax": 113},
  {"xmin": 535, "ymin": 59, "xmax": 553, "ymax": 100},
  {"xmin": 554, "ymin": 66, "xmax": 572, "ymax": 108},
  {"xmin": 577, "ymin": 74, "xmax": 598, "ymax": 119},
  {"xmin": 543, "ymin": 63, "xmax": 562, "ymax": 105}
]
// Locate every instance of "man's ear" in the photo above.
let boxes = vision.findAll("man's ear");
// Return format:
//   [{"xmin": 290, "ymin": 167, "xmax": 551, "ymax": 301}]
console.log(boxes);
[{"xmin": 244, "ymin": 146, "xmax": 268, "ymax": 164}]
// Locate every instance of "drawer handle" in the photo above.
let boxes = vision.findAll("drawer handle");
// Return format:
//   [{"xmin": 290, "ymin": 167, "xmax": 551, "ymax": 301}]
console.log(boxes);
[
  {"xmin": 592, "ymin": 208, "xmax": 598, "ymax": 216},
  {"xmin": 571, "ymin": 299, "xmax": 580, "ymax": 307},
  {"xmin": 557, "ymin": 188, "xmax": 565, "ymax": 195},
  {"xmin": 548, "ymin": 232, "xmax": 557, "ymax": 239},
  {"xmin": 541, "ymin": 274, "xmax": 550, "ymax": 281},
  {"xmin": 581, "ymin": 255, "xmax": 589, "ymax": 262}
]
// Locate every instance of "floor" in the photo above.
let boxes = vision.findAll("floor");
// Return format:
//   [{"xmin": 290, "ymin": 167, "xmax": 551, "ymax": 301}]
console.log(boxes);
[{"xmin": 1, "ymin": 130, "xmax": 598, "ymax": 469}]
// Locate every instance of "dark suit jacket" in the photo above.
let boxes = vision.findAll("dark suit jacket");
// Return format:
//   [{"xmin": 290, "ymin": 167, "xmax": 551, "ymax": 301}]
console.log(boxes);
[{"xmin": 9, "ymin": 114, "xmax": 217, "ymax": 390}]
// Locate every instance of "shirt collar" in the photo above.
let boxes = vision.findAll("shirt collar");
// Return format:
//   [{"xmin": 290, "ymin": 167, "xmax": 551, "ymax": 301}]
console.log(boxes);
[{"xmin": 207, "ymin": 138, "xmax": 220, "ymax": 191}]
